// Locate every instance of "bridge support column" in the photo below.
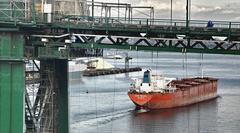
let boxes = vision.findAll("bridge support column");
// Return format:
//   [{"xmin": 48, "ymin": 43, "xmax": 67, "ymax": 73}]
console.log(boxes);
[
  {"xmin": 54, "ymin": 59, "xmax": 69, "ymax": 133},
  {"xmin": 0, "ymin": 33, "xmax": 25, "ymax": 133},
  {"xmin": 38, "ymin": 59, "xmax": 69, "ymax": 133}
]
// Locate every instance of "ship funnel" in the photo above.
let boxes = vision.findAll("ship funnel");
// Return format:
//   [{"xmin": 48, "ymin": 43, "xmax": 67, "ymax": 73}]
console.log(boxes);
[{"xmin": 143, "ymin": 70, "xmax": 151, "ymax": 83}]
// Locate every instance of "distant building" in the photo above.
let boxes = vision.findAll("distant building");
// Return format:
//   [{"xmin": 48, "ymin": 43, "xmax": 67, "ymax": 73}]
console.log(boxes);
[
  {"xmin": 35, "ymin": 0, "xmax": 88, "ymax": 16},
  {"xmin": 54, "ymin": 0, "xmax": 88, "ymax": 16}
]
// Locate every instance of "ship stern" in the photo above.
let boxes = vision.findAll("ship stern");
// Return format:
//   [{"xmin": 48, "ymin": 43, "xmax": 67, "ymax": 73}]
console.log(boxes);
[{"xmin": 128, "ymin": 92, "xmax": 153, "ymax": 107}]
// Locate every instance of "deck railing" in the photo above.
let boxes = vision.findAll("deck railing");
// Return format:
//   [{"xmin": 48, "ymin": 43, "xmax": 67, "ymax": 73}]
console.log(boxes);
[
  {"xmin": 52, "ymin": 15, "xmax": 240, "ymax": 29},
  {"xmin": 1, "ymin": 1, "xmax": 240, "ymax": 30}
]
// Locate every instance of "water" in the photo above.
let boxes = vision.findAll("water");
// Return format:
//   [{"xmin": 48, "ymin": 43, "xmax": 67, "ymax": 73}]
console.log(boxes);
[{"xmin": 69, "ymin": 51, "xmax": 240, "ymax": 133}]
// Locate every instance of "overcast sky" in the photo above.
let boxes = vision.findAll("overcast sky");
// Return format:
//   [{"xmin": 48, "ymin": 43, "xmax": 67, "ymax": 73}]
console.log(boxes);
[{"xmin": 94, "ymin": 0, "xmax": 240, "ymax": 21}]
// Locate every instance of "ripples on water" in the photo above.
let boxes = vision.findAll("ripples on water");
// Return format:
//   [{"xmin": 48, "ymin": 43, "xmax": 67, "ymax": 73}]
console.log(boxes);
[{"xmin": 69, "ymin": 51, "xmax": 240, "ymax": 133}]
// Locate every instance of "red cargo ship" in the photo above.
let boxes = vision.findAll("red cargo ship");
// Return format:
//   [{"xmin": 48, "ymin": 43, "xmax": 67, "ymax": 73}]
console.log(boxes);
[{"xmin": 128, "ymin": 70, "xmax": 218, "ymax": 109}]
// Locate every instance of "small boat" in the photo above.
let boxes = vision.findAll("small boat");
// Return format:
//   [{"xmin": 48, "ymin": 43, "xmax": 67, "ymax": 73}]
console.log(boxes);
[
  {"xmin": 69, "ymin": 57, "xmax": 114, "ymax": 73},
  {"xmin": 104, "ymin": 54, "xmax": 123, "ymax": 59},
  {"xmin": 128, "ymin": 70, "xmax": 218, "ymax": 109}
]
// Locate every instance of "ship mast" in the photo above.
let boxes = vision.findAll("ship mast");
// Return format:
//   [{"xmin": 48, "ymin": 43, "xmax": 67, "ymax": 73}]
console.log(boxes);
[{"xmin": 201, "ymin": 53, "xmax": 204, "ymax": 78}]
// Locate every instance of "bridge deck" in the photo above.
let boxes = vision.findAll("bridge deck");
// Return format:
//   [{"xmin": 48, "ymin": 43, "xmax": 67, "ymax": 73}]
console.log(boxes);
[{"xmin": 1, "ymin": 16, "xmax": 240, "ymax": 40}]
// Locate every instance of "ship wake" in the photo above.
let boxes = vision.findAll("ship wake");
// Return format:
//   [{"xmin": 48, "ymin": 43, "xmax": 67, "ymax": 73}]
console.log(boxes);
[{"xmin": 71, "ymin": 109, "xmax": 131, "ymax": 129}]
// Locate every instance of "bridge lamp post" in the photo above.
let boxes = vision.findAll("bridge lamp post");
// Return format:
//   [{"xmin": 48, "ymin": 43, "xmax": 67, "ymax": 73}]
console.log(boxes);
[
  {"xmin": 186, "ymin": 0, "xmax": 189, "ymax": 29},
  {"xmin": 189, "ymin": 0, "xmax": 191, "ymax": 22},
  {"xmin": 170, "ymin": 0, "xmax": 173, "ymax": 26},
  {"xmin": 186, "ymin": 0, "xmax": 191, "ymax": 28},
  {"xmin": 186, "ymin": 0, "xmax": 192, "ymax": 47},
  {"xmin": 118, "ymin": 0, "xmax": 120, "ymax": 21},
  {"xmin": 92, "ymin": 0, "xmax": 94, "ymax": 19}
]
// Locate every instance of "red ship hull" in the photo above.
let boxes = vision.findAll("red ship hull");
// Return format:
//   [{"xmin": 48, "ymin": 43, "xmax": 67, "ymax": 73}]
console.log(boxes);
[{"xmin": 128, "ymin": 77, "xmax": 218, "ymax": 109}]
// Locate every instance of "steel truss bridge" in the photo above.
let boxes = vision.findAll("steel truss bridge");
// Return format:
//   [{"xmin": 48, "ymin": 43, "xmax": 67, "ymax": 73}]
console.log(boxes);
[{"xmin": 1, "ymin": 0, "xmax": 240, "ymax": 133}]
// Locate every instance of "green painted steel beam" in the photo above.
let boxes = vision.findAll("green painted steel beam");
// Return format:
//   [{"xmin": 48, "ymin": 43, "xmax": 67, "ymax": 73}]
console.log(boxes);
[
  {"xmin": 50, "ymin": 22, "xmax": 236, "ymax": 39},
  {"xmin": 0, "ymin": 33, "xmax": 24, "ymax": 133},
  {"xmin": 39, "ymin": 59, "xmax": 69, "ymax": 133},
  {"xmin": 28, "ymin": 37, "xmax": 240, "ymax": 56},
  {"xmin": 55, "ymin": 60, "xmax": 69, "ymax": 133},
  {"xmin": 31, "ymin": 0, "xmax": 36, "ymax": 23},
  {"xmin": 38, "ymin": 47, "xmax": 69, "ymax": 59},
  {"xmin": 0, "ymin": 27, "xmax": 19, "ymax": 32},
  {"xmin": 0, "ymin": 19, "xmax": 239, "ymax": 40},
  {"xmin": 71, "ymin": 43, "xmax": 240, "ymax": 55},
  {"xmin": 0, "ymin": 32, "xmax": 25, "ymax": 60},
  {"xmin": 29, "ymin": 40, "xmax": 240, "ymax": 56}
]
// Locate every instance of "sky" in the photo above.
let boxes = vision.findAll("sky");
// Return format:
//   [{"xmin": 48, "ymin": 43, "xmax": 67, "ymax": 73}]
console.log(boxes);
[{"xmin": 94, "ymin": 0, "xmax": 240, "ymax": 21}]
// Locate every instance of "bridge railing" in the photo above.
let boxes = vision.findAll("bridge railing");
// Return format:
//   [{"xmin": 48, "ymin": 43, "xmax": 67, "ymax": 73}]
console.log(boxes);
[
  {"xmin": 52, "ymin": 15, "xmax": 240, "ymax": 30},
  {"xmin": 2, "ymin": 5, "xmax": 240, "ymax": 30}
]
